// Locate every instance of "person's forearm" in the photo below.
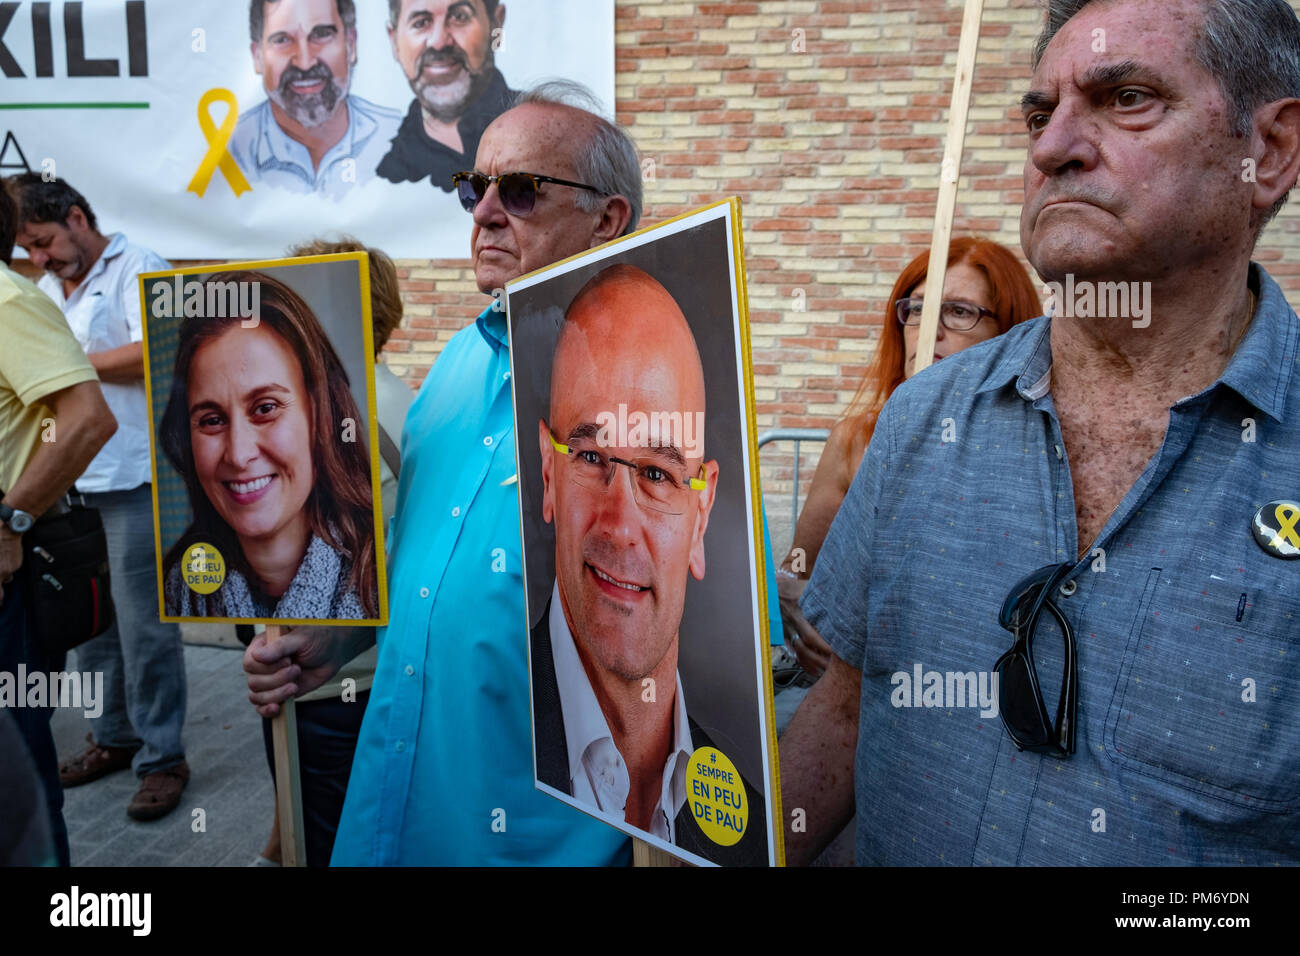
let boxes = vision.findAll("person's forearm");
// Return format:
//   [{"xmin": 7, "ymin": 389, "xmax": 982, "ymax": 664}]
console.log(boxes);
[
  {"xmin": 88, "ymin": 342, "xmax": 144, "ymax": 384},
  {"xmin": 3, "ymin": 383, "xmax": 116, "ymax": 516},
  {"xmin": 779, "ymin": 652, "xmax": 861, "ymax": 866}
]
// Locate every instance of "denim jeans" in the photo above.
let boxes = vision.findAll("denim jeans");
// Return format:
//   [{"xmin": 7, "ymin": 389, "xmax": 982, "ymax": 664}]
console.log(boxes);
[
  {"xmin": 73, "ymin": 484, "xmax": 186, "ymax": 777},
  {"xmin": 0, "ymin": 566, "xmax": 70, "ymax": 865}
]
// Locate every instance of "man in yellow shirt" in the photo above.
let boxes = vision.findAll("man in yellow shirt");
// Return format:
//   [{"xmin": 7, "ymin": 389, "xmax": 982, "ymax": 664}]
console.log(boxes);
[{"xmin": 0, "ymin": 187, "xmax": 116, "ymax": 865}]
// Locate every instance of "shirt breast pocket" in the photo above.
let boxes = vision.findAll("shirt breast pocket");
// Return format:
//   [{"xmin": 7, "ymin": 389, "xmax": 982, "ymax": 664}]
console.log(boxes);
[
  {"xmin": 73, "ymin": 292, "xmax": 116, "ymax": 353},
  {"xmin": 1103, "ymin": 567, "xmax": 1300, "ymax": 813}
]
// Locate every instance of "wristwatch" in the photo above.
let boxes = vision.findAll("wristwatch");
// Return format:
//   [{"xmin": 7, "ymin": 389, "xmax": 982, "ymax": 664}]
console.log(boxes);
[{"xmin": 0, "ymin": 502, "xmax": 35, "ymax": 534}]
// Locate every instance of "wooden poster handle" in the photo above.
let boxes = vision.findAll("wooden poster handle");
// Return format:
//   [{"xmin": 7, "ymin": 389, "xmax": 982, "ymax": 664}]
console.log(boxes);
[
  {"xmin": 633, "ymin": 838, "xmax": 676, "ymax": 867},
  {"xmin": 914, "ymin": 0, "xmax": 986, "ymax": 375},
  {"xmin": 265, "ymin": 624, "xmax": 307, "ymax": 867}
]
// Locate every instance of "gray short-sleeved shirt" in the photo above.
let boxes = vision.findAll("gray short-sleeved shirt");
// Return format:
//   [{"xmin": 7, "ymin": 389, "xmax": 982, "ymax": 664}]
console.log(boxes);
[{"xmin": 802, "ymin": 261, "xmax": 1299, "ymax": 865}]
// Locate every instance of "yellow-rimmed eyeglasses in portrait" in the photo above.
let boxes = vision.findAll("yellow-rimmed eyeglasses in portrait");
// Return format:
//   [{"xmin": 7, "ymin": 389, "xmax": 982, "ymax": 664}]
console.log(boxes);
[{"xmin": 548, "ymin": 428, "xmax": 707, "ymax": 516}]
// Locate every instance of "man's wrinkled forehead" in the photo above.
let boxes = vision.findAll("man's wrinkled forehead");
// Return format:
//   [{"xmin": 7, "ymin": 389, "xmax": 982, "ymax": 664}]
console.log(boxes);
[
  {"xmin": 476, "ymin": 103, "xmax": 588, "ymax": 175},
  {"xmin": 1027, "ymin": 0, "xmax": 1207, "ymax": 96}
]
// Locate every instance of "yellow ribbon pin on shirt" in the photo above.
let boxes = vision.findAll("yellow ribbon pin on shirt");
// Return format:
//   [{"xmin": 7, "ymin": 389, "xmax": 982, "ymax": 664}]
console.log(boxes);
[
  {"xmin": 187, "ymin": 88, "xmax": 251, "ymax": 198},
  {"xmin": 1269, "ymin": 503, "xmax": 1300, "ymax": 550}
]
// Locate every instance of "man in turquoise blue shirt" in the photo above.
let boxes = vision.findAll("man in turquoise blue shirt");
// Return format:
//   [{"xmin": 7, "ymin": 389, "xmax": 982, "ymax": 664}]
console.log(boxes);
[{"xmin": 246, "ymin": 80, "xmax": 784, "ymax": 864}]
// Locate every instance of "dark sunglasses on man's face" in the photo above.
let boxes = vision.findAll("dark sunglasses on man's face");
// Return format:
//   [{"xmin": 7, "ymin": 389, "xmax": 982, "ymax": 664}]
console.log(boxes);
[{"xmin": 451, "ymin": 171, "xmax": 605, "ymax": 217}]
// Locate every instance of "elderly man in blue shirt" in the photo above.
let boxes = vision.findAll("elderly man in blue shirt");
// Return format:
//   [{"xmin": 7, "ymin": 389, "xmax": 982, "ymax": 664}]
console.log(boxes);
[
  {"xmin": 783, "ymin": 0, "xmax": 1300, "ymax": 866},
  {"xmin": 245, "ymin": 79, "xmax": 785, "ymax": 865}
]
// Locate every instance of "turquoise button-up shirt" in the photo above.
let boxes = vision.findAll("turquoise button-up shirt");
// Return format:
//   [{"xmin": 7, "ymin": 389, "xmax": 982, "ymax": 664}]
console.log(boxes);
[{"xmin": 334, "ymin": 304, "xmax": 782, "ymax": 865}]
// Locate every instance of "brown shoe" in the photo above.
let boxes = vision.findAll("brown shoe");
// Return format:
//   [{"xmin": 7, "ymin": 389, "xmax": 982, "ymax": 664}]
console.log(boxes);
[
  {"xmin": 127, "ymin": 761, "xmax": 190, "ymax": 822},
  {"xmin": 59, "ymin": 733, "xmax": 140, "ymax": 787}
]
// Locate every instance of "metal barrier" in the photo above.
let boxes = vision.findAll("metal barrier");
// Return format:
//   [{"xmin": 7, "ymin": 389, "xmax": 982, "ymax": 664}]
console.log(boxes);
[{"xmin": 757, "ymin": 428, "xmax": 830, "ymax": 531}]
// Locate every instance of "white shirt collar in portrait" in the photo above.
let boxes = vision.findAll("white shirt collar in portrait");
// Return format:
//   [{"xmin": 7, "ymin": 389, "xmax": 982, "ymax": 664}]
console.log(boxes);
[
  {"xmin": 548, "ymin": 581, "xmax": 693, "ymax": 844},
  {"xmin": 228, "ymin": 95, "xmax": 402, "ymax": 200}
]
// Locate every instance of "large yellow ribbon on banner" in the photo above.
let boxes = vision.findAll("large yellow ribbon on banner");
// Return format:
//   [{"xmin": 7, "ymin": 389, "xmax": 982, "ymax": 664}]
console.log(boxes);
[{"xmin": 187, "ymin": 88, "xmax": 251, "ymax": 198}]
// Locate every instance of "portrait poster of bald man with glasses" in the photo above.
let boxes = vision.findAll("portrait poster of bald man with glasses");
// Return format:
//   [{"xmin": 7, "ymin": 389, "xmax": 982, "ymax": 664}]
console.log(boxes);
[{"xmin": 506, "ymin": 201, "xmax": 780, "ymax": 867}]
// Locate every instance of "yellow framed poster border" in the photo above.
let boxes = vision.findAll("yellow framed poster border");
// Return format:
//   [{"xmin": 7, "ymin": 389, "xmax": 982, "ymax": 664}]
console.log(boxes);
[
  {"xmin": 506, "ymin": 198, "xmax": 785, "ymax": 866},
  {"xmin": 137, "ymin": 251, "xmax": 389, "ymax": 628}
]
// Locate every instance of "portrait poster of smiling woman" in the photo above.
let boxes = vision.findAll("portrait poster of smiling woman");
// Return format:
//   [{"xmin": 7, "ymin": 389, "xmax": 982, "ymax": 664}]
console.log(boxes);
[
  {"xmin": 507, "ymin": 200, "xmax": 781, "ymax": 867},
  {"xmin": 139, "ymin": 253, "xmax": 388, "ymax": 626}
]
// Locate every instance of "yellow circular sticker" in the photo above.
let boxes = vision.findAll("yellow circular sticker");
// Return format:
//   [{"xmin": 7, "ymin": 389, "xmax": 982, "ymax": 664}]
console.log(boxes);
[
  {"xmin": 685, "ymin": 746, "xmax": 746, "ymax": 846},
  {"xmin": 182, "ymin": 542, "xmax": 225, "ymax": 595}
]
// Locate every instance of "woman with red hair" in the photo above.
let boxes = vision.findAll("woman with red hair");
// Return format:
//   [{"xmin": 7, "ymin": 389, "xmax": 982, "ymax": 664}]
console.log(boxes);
[{"xmin": 779, "ymin": 237, "xmax": 1042, "ymax": 676}]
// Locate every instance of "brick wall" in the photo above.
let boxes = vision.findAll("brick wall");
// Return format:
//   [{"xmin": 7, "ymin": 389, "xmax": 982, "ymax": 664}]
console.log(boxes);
[
  {"xmin": 40, "ymin": 0, "xmax": 1287, "ymax": 558},
  {"xmin": 381, "ymin": 0, "xmax": 1300, "ymax": 552}
]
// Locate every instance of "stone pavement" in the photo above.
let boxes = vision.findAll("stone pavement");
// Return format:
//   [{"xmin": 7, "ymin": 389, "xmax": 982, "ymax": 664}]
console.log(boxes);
[{"xmin": 51, "ymin": 626, "xmax": 274, "ymax": 867}]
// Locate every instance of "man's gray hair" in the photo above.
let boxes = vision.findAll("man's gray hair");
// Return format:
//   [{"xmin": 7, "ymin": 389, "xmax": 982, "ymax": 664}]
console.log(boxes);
[
  {"xmin": 511, "ymin": 79, "xmax": 643, "ymax": 235},
  {"xmin": 1033, "ymin": 0, "xmax": 1300, "ymax": 225}
]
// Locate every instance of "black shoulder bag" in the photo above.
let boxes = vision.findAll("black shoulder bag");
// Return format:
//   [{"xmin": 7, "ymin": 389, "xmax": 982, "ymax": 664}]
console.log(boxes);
[{"xmin": 22, "ymin": 501, "xmax": 116, "ymax": 655}]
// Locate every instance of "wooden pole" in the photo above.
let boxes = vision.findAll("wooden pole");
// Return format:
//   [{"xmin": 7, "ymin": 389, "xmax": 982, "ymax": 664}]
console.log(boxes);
[
  {"xmin": 265, "ymin": 624, "xmax": 307, "ymax": 867},
  {"xmin": 913, "ymin": 0, "xmax": 986, "ymax": 375},
  {"xmin": 633, "ymin": 838, "xmax": 676, "ymax": 867}
]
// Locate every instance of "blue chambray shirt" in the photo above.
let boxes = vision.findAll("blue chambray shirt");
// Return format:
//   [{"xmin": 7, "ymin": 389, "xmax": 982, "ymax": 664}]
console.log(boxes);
[
  {"xmin": 803, "ymin": 262, "xmax": 1299, "ymax": 866},
  {"xmin": 334, "ymin": 304, "xmax": 784, "ymax": 865}
]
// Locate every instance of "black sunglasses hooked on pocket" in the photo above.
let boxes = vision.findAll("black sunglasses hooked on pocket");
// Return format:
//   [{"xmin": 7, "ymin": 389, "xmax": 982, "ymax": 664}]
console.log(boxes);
[{"xmin": 994, "ymin": 562, "xmax": 1078, "ymax": 757}]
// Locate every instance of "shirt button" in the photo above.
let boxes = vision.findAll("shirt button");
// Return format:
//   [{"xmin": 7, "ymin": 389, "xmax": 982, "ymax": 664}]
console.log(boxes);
[
  {"xmin": 1059, "ymin": 579, "xmax": 1078, "ymax": 597},
  {"xmin": 483, "ymin": 436, "xmax": 493, "ymax": 447},
  {"xmin": 419, "ymin": 586, "xmax": 429, "ymax": 598},
  {"xmin": 405, "ymin": 664, "xmax": 415, "ymax": 676},
  {"xmin": 395, "ymin": 740, "xmax": 406, "ymax": 753},
  {"xmin": 503, "ymin": 371, "xmax": 511, "ymax": 381},
  {"xmin": 451, "ymin": 506, "xmax": 461, "ymax": 518},
  {"xmin": 1054, "ymin": 444, "xmax": 1063, "ymax": 460}
]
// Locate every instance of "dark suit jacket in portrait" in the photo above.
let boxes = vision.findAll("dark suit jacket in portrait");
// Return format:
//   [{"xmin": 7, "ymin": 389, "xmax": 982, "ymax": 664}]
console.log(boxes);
[{"xmin": 530, "ymin": 599, "xmax": 769, "ymax": 866}]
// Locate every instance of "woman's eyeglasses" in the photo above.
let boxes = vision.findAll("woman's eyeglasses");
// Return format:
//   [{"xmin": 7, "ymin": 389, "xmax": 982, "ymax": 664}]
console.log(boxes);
[
  {"xmin": 895, "ymin": 298, "xmax": 995, "ymax": 331},
  {"xmin": 548, "ymin": 428, "xmax": 706, "ymax": 517},
  {"xmin": 451, "ymin": 171, "xmax": 606, "ymax": 217},
  {"xmin": 994, "ymin": 563, "xmax": 1078, "ymax": 757}
]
